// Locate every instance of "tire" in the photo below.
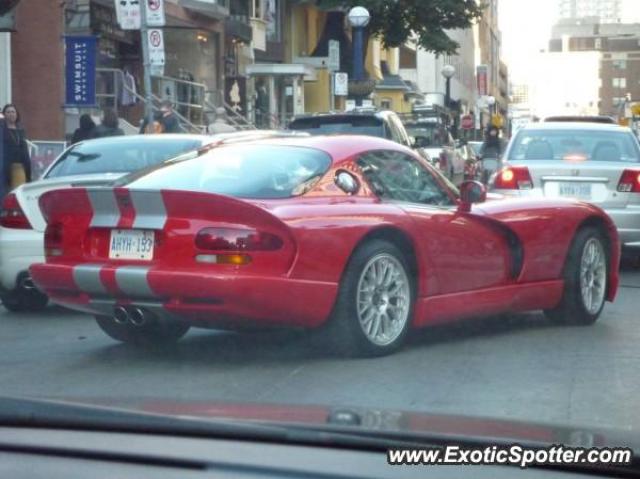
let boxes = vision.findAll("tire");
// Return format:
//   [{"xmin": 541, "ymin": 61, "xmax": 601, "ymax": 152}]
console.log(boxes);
[
  {"xmin": 95, "ymin": 315, "xmax": 190, "ymax": 346},
  {"xmin": 1, "ymin": 290, "xmax": 48, "ymax": 313},
  {"xmin": 544, "ymin": 227, "xmax": 609, "ymax": 325},
  {"xmin": 323, "ymin": 239, "xmax": 415, "ymax": 357}
]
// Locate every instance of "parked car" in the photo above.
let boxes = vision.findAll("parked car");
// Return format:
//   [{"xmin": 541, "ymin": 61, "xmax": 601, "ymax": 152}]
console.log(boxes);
[
  {"xmin": 287, "ymin": 110, "xmax": 432, "ymax": 163},
  {"xmin": 489, "ymin": 121, "xmax": 640, "ymax": 254},
  {"xmin": 0, "ymin": 134, "xmax": 215, "ymax": 312},
  {"xmin": 31, "ymin": 135, "xmax": 619, "ymax": 357},
  {"xmin": 401, "ymin": 119, "xmax": 466, "ymax": 184}
]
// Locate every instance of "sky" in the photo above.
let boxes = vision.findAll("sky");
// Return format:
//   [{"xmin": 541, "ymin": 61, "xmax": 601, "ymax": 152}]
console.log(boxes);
[{"xmin": 499, "ymin": 0, "xmax": 640, "ymax": 83}]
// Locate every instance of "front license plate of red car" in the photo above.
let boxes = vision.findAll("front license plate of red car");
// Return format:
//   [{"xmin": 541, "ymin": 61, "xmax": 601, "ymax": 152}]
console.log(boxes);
[
  {"xmin": 109, "ymin": 229, "xmax": 155, "ymax": 260},
  {"xmin": 559, "ymin": 182, "xmax": 592, "ymax": 200}
]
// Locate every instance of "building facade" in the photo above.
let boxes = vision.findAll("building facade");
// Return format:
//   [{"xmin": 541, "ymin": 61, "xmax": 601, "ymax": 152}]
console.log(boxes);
[{"xmin": 558, "ymin": 0, "xmax": 622, "ymax": 23}]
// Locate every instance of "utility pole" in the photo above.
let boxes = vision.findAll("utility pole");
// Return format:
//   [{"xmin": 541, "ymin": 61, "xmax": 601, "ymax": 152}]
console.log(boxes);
[{"xmin": 140, "ymin": 0, "xmax": 154, "ymax": 130}]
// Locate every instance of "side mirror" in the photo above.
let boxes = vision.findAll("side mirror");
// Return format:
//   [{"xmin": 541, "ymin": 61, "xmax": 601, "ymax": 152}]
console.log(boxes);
[{"xmin": 457, "ymin": 180, "xmax": 487, "ymax": 213}]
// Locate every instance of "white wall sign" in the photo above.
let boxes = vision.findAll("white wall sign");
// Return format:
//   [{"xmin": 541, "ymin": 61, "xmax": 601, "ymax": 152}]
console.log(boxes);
[
  {"xmin": 148, "ymin": 29, "xmax": 165, "ymax": 68},
  {"xmin": 115, "ymin": 0, "xmax": 141, "ymax": 30},
  {"xmin": 334, "ymin": 72, "xmax": 348, "ymax": 96},
  {"xmin": 146, "ymin": 0, "xmax": 166, "ymax": 27},
  {"xmin": 328, "ymin": 40, "xmax": 340, "ymax": 72}
]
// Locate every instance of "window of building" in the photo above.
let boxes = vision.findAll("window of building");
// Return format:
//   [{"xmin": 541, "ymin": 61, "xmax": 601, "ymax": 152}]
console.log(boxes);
[
  {"xmin": 613, "ymin": 78, "xmax": 627, "ymax": 88},
  {"xmin": 613, "ymin": 97, "xmax": 626, "ymax": 107},
  {"xmin": 613, "ymin": 59, "xmax": 627, "ymax": 70},
  {"xmin": 380, "ymin": 99, "xmax": 392, "ymax": 110}
]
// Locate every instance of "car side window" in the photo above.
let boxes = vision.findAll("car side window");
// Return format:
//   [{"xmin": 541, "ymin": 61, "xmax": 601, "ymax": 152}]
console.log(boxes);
[{"xmin": 356, "ymin": 150, "xmax": 454, "ymax": 206}]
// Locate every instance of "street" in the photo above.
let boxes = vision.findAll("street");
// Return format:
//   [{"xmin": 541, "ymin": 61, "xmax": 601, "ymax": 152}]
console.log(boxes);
[{"xmin": 1, "ymin": 266, "xmax": 639, "ymax": 431}]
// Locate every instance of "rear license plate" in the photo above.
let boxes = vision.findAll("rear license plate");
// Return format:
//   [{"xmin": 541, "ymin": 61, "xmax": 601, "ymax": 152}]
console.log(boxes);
[
  {"xmin": 559, "ymin": 182, "xmax": 592, "ymax": 199},
  {"xmin": 109, "ymin": 229, "xmax": 155, "ymax": 260}
]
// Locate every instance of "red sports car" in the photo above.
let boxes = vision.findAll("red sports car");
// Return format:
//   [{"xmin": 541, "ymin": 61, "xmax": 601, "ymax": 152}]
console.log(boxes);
[{"xmin": 30, "ymin": 135, "xmax": 620, "ymax": 357}]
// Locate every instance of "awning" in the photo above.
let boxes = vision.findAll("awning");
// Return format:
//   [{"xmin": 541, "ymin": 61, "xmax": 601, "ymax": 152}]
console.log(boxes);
[
  {"xmin": 181, "ymin": 0, "xmax": 229, "ymax": 21},
  {"xmin": 247, "ymin": 63, "xmax": 316, "ymax": 80}
]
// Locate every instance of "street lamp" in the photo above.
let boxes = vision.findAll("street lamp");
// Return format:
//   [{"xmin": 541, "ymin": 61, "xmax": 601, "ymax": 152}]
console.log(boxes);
[
  {"xmin": 487, "ymin": 95, "xmax": 496, "ymax": 115},
  {"xmin": 348, "ymin": 6, "xmax": 371, "ymax": 106},
  {"xmin": 441, "ymin": 64, "xmax": 455, "ymax": 108}
]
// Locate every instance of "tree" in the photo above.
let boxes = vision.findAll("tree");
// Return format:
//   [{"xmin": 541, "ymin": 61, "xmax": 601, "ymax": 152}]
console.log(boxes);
[{"xmin": 310, "ymin": 0, "xmax": 484, "ymax": 55}]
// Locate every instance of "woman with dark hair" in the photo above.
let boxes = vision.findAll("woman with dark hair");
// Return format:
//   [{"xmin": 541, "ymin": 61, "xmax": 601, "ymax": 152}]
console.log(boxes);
[
  {"xmin": 93, "ymin": 108, "xmax": 124, "ymax": 138},
  {"xmin": 1, "ymin": 103, "xmax": 32, "ymax": 193},
  {"xmin": 71, "ymin": 114, "xmax": 97, "ymax": 144}
]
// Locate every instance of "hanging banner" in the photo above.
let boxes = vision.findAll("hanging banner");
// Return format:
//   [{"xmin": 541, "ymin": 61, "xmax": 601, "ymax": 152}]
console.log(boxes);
[
  {"xmin": 64, "ymin": 35, "xmax": 97, "ymax": 107},
  {"xmin": 477, "ymin": 64, "xmax": 488, "ymax": 97},
  {"xmin": 114, "ymin": 0, "xmax": 141, "ymax": 30}
]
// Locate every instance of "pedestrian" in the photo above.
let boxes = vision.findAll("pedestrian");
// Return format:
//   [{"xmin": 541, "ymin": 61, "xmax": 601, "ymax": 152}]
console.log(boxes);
[
  {"xmin": 1, "ymin": 103, "xmax": 32, "ymax": 193},
  {"xmin": 71, "ymin": 114, "xmax": 97, "ymax": 144},
  {"xmin": 207, "ymin": 107, "xmax": 237, "ymax": 135},
  {"xmin": 158, "ymin": 100, "xmax": 183, "ymax": 133},
  {"xmin": 93, "ymin": 108, "xmax": 124, "ymax": 138},
  {"xmin": 479, "ymin": 125, "xmax": 504, "ymax": 159}
]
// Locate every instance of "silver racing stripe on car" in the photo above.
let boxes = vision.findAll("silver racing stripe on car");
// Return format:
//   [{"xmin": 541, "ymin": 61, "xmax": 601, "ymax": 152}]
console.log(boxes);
[
  {"xmin": 115, "ymin": 266, "xmax": 156, "ymax": 298},
  {"xmin": 88, "ymin": 189, "xmax": 120, "ymax": 228},
  {"xmin": 130, "ymin": 190, "xmax": 167, "ymax": 230},
  {"xmin": 73, "ymin": 264, "xmax": 107, "ymax": 294}
]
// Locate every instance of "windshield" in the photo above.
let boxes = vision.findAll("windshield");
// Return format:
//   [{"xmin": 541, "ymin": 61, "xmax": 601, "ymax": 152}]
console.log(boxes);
[
  {"xmin": 125, "ymin": 145, "xmax": 332, "ymax": 199},
  {"xmin": 45, "ymin": 137, "xmax": 204, "ymax": 178},
  {"xmin": 288, "ymin": 117, "xmax": 385, "ymax": 137},
  {"xmin": 406, "ymin": 124, "xmax": 449, "ymax": 147},
  {"xmin": 508, "ymin": 129, "xmax": 640, "ymax": 162}
]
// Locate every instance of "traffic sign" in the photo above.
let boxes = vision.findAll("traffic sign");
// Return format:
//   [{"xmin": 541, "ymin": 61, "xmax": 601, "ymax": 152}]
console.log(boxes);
[
  {"xmin": 334, "ymin": 72, "xmax": 348, "ymax": 96},
  {"xmin": 114, "ymin": 0, "xmax": 141, "ymax": 30},
  {"xmin": 146, "ymin": 0, "xmax": 165, "ymax": 27},
  {"xmin": 148, "ymin": 29, "xmax": 165, "ymax": 68},
  {"xmin": 461, "ymin": 114, "xmax": 474, "ymax": 130}
]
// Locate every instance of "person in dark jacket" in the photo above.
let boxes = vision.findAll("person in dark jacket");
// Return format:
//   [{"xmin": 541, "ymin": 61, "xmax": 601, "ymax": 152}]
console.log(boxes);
[
  {"xmin": 479, "ymin": 125, "xmax": 505, "ymax": 159},
  {"xmin": 1, "ymin": 103, "xmax": 31, "ymax": 193},
  {"xmin": 71, "ymin": 114, "xmax": 97, "ymax": 144},
  {"xmin": 93, "ymin": 108, "xmax": 124, "ymax": 138},
  {"xmin": 158, "ymin": 100, "xmax": 183, "ymax": 133}
]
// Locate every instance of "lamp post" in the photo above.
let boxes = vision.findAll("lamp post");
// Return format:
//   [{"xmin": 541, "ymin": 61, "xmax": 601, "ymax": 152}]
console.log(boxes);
[
  {"xmin": 486, "ymin": 95, "xmax": 496, "ymax": 129},
  {"xmin": 441, "ymin": 64, "xmax": 455, "ymax": 109},
  {"xmin": 347, "ymin": 6, "xmax": 371, "ymax": 107}
]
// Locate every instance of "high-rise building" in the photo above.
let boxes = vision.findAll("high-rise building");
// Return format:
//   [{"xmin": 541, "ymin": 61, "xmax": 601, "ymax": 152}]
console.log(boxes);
[{"xmin": 558, "ymin": 0, "xmax": 621, "ymax": 23}]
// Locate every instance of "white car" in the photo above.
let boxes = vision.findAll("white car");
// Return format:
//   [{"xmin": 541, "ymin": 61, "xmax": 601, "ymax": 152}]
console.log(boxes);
[{"xmin": 0, "ymin": 134, "xmax": 213, "ymax": 312}]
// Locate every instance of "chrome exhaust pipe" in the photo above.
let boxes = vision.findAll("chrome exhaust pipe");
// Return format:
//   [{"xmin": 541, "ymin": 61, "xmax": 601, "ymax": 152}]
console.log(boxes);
[
  {"xmin": 129, "ymin": 307, "xmax": 150, "ymax": 327},
  {"xmin": 113, "ymin": 306, "xmax": 130, "ymax": 325}
]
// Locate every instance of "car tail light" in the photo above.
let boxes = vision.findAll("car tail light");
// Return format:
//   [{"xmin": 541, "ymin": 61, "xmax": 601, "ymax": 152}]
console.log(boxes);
[
  {"xmin": 617, "ymin": 169, "xmax": 640, "ymax": 193},
  {"xmin": 0, "ymin": 193, "xmax": 32, "ymax": 229},
  {"xmin": 44, "ymin": 223, "xmax": 63, "ymax": 257},
  {"xmin": 195, "ymin": 227, "xmax": 283, "ymax": 252},
  {"xmin": 493, "ymin": 166, "xmax": 534, "ymax": 190}
]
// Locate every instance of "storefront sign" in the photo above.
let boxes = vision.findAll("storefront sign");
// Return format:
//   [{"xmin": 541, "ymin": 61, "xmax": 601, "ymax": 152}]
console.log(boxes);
[
  {"xmin": 115, "ymin": 0, "xmax": 141, "ymax": 30},
  {"xmin": 146, "ymin": 0, "xmax": 165, "ymax": 27},
  {"xmin": 64, "ymin": 36, "xmax": 97, "ymax": 106},
  {"xmin": 477, "ymin": 64, "xmax": 488, "ymax": 97}
]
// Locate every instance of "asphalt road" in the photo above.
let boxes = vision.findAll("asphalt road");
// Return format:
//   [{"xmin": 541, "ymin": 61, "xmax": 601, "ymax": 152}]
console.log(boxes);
[{"xmin": 1, "ymin": 267, "xmax": 639, "ymax": 432}]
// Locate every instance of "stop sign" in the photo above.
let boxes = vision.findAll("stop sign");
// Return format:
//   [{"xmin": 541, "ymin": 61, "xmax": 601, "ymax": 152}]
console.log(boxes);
[{"xmin": 461, "ymin": 114, "xmax": 474, "ymax": 130}]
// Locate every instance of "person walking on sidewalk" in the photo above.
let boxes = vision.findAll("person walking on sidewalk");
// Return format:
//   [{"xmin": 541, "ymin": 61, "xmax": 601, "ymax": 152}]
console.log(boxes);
[
  {"xmin": 71, "ymin": 114, "xmax": 97, "ymax": 144},
  {"xmin": 1, "ymin": 104, "xmax": 32, "ymax": 193},
  {"xmin": 93, "ymin": 108, "xmax": 124, "ymax": 138}
]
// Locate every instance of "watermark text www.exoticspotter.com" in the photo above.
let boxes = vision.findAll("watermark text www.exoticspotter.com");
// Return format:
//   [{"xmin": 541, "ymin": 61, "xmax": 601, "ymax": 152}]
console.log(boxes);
[{"xmin": 387, "ymin": 445, "xmax": 632, "ymax": 468}]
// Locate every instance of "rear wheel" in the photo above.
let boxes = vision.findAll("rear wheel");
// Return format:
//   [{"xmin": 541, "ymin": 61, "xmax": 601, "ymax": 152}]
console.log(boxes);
[
  {"xmin": 94, "ymin": 315, "xmax": 190, "ymax": 346},
  {"xmin": 545, "ymin": 227, "xmax": 608, "ymax": 325},
  {"xmin": 1, "ymin": 289, "xmax": 48, "ymax": 313},
  {"xmin": 323, "ymin": 240, "xmax": 414, "ymax": 357}
]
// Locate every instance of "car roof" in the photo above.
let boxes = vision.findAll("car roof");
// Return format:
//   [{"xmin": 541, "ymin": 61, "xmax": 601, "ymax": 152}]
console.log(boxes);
[
  {"xmin": 206, "ymin": 134, "xmax": 411, "ymax": 165},
  {"xmin": 519, "ymin": 121, "xmax": 631, "ymax": 132},
  {"xmin": 75, "ymin": 134, "xmax": 212, "ymax": 146},
  {"xmin": 290, "ymin": 110, "xmax": 394, "ymax": 121}
]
